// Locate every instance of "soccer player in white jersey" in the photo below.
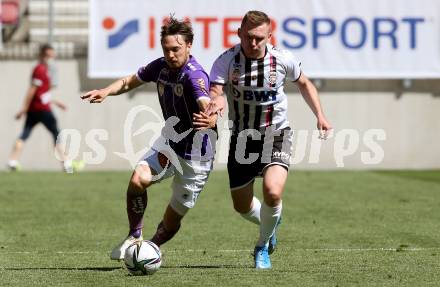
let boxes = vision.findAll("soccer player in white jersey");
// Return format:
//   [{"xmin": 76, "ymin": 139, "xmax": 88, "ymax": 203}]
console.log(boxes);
[{"xmin": 194, "ymin": 10, "xmax": 332, "ymax": 269}]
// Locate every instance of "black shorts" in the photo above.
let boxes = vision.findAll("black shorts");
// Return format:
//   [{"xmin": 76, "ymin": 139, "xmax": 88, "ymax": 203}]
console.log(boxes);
[
  {"xmin": 227, "ymin": 127, "xmax": 293, "ymax": 190},
  {"xmin": 19, "ymin": 111, "xmax": 60, "ymax": 143}
]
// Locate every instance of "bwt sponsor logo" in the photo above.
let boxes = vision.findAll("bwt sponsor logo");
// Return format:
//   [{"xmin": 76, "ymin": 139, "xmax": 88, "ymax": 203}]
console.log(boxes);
[
  {"xmin": 233, "ymin": 88, "xmax": 278, "ymax": 101},
  {"xmin": 100, "ymin": 15, "xmax": 426, "ymax": 50}
]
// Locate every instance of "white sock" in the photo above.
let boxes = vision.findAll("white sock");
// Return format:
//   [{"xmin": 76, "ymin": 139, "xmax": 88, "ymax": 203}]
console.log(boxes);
[
  {"xmin": 257, "ymin": 201, "xmax": 282, "ymax": 247},
  {"xmin": 63, "ymin": 160, "xmax": 73, "ymax": 173},
  {"xmin": 64, "ymin": 160, "xmax": 72, "ymax": 166},
  {"xmin": 240, "ymin": 196, "xmax": 261, "ymax": 225}
]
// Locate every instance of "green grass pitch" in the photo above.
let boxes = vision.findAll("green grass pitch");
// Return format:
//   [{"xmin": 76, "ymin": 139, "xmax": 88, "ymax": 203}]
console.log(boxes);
[{"xmin": 0, "ymin": 170, "xmax": 439, "ymax": 286}]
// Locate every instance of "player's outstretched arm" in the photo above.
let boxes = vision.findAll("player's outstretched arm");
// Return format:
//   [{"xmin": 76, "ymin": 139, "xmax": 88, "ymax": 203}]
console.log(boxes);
[
  {"xmin": 16, "ymin": 85, "xmax": 37, "ymax": 120},
  {"xmin": 295, "ymin": 73, "xmax": 332, "ymax": 139},
  {"xmin": 52, "ymin": 99, "xmax": 67, "ymax": 111},
  {"xmin": 205, "ymin": 84, "xmax": 226, "ymax": 116},
  {"xmin": 81, "ymin": 74, "xmax": 143, "ymax": 103}
]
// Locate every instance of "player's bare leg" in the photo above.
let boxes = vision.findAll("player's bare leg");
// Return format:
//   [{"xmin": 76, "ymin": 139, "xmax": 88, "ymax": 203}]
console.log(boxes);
[
  {"xmin": 262, "ymin": 165, "xmax": 287, "ymax": 207},
  {"xmin": 54, "ymin": 143, "xmax": 73, "ymax": 173},
  {"xmin": 110, "ymin": 164, "xmax": 155, "ymax": 260},
  {"xmin": 8, "ymin": 139, "xmax": 24, "ymax": 170},
  {"xmin": 151, "ymin": 204, "xmax": 183, "ymax": 247}
]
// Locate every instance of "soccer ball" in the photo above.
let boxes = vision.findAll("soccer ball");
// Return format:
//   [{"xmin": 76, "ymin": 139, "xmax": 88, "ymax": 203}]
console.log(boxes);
[
  {"xmin": 72, "ymin": 160, "xmax": 85, "ymax": 172},
  {"xmin": 124, "ymin": 240, "xmax": 162, "ymax": 275}
]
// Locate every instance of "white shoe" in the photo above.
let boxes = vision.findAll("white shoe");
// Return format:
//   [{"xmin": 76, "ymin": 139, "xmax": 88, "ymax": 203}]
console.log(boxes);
[
  {"xmin": 63, "ymin": 160, "xmax": 73, "ymax": 174},
  {"xmin": 110, "ymin": 235, "xmax": 143, "ymax": 260},
  {"xmin": 7, "ymin": 160, "xmax": 21, "ymax": 171}
]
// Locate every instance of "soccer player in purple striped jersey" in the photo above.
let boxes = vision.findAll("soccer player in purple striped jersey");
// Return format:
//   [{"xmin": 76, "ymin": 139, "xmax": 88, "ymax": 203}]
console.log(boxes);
[
  {"xmin": 194, "ymin": 11, "xmax": 332, "ymax": 269},
  {"xmin": 81, "ymin": 17, "xmax": 217, "ymax": 260}
]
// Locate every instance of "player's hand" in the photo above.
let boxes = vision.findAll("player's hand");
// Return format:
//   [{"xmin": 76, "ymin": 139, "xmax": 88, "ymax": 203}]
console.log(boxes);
[
  {"xmin": 317, "ymin": 115, "xmax": 332, "ymax": 140},
  {"xmin": 193, "ymin": 112, "xmax": 216, "ymax": 130},
  {"xmin": 205, "ymin": 96, "xmax": 225, "ymax": 116},
  {"xmin": 55, "ymin": 101, "xmax": 67, "ymax": 111},
  {"xmin": 15, "ymin": 109, "xmax": 25, "ymax": 120},
  {"xmin": 81, "ymin": 89, "xmax": 109, "ymax": 103}
]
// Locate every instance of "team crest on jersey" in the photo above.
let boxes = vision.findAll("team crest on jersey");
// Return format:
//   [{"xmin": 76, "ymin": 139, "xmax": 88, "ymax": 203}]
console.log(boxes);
[
  {"xmin": 173, "ymin": 83, "xmax": 184, "ymax": 97},
  {"xmin": 158, "ymin": 82, "xmax": 165, "ymax": 97},
  {"xmin": 269, "ymin": 70, "xmax": 277, "ymax": 86},
  {"xmin": 232, "ymin": 68, "xmax": 240, "ymax": 85}
]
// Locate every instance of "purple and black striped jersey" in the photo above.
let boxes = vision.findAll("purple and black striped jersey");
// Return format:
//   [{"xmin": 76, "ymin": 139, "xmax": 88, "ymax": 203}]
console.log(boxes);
[
  {"xmin": 136, "ymin": 56, "xmax": 214, "ymax": 160},
  {"xmin": 210, "ymin": 44, "xmax": 301, "ymax": 134}
]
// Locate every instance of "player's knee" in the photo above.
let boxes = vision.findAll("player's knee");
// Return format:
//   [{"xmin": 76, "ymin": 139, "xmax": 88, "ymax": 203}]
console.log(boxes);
[
  {"xmin": 15, "ymin": 139, "xmax": 24, "ymax": 146},
  {"xmin": 263, "ymin": 186, "xmax": 282, "ymax": 206},
  {"xmin": 134, "ymin": 163, "xmax": 159, "ymax": 188},
  {"xmin": 130, "ymin": 173, "xmax": 150, "ymax": 191}
]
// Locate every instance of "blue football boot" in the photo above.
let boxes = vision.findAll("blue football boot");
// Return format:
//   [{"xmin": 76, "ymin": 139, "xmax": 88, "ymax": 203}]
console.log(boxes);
[
  {"xmin": 254, "ymin": 245, "xmax": 272, "ymax": 269},
  {"xmin": 268, "ymin": 217, "xmax": 281, "ymax": 254}
]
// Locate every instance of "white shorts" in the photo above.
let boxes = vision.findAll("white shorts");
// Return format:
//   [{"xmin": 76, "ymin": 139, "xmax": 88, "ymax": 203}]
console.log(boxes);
[{"xmin": 138, "ymin": 149, "xmax": 213, "ymax": 213}]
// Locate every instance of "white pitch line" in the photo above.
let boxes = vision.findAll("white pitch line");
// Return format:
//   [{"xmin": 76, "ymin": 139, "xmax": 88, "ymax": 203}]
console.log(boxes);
[
  {"xmin": 162, "ymin": 248, "xmax": 440, "ymax": 252},
  {"xmin": 1, "ymin": 247, "xmax": 440, "ymax": 255}
]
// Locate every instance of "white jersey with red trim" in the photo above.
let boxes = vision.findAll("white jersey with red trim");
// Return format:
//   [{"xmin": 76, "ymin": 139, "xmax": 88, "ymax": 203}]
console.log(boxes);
[{"xmin": 210, "ymin": 43, "xmax": 301, "ymax": 134}]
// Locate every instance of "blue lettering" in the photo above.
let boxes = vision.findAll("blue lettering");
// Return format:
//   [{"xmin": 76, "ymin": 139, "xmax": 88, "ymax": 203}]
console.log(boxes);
[
  {"xmin": 282, "ymin": 17, "xmax": 307, "ymax": 49},
  {"xmin": 280, "ymin": 16, "xmax": 425, "ymax": 51},
  {"xmin": 402, "ymin": 17, "xmax": 425, "ymax": 49},
  {"xmin": 341, "ymin": 17, "xmax": 367, "ymax": 49},
  {"xmin": 373, "ymin": 18, "xmax": 398, "ymax": 49},
  {"xmin": 312, "ymin": 18, "xmax": 336, "ymax": 49}
]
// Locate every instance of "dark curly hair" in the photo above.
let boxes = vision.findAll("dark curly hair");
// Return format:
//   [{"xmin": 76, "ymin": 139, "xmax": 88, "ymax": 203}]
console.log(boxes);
[{"xmin": 161, "ymin": 15, "xmax": 194, "ymax": 44}]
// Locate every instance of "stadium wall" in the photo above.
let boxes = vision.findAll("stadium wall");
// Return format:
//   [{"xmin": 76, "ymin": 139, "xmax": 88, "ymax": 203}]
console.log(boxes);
[{"xmin": 1, "ymin": 59, "xmax": 439, "ymax": 171}]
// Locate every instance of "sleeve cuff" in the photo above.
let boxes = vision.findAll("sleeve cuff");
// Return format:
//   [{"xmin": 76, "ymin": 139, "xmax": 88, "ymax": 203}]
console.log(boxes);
[
  {"xmin": 32, "ymin": 78, "xmax": 43, "ymax": 86},
  {"xmin": 196, "ymin": 96, "xmax": 211, "ymax": 102},
  {"xmin": 210, "ymin": 81, "xmax": 226, "ymax": 86},
  {"xmin": 292, "ymin": 71, "xmax": 302, "ymax": 82},
  {"xmin": 135, "ymin": 73, "xmax": 147, "ymax": 83}
]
